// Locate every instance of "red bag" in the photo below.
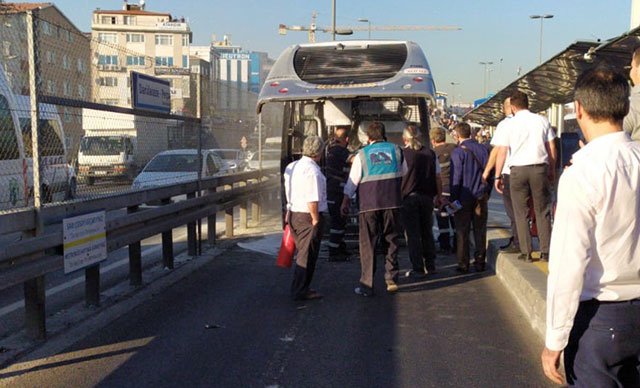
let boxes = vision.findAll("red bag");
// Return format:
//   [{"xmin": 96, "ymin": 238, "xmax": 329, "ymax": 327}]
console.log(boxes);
[{"xmin": 276, "ymin": 224, "xmax": 296, "ymax": 268}]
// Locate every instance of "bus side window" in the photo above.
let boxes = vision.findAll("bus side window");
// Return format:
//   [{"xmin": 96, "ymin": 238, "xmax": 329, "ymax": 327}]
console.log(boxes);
[{"xmin": 0, "ymin": 95, "xmax": 19, "ymax": 160}]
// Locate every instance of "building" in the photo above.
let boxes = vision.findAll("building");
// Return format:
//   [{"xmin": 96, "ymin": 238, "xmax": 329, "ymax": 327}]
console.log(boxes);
[
  {"xmin": 91, "ymin": 1, "xmax": 193, "ymax": 115},
  {"xmin": 0, "ymin": 2, "xmax": 92, "ymax": 156}
]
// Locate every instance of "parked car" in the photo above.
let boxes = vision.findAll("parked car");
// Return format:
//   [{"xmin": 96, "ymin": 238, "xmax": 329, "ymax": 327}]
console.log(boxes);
[
  {"xmin": 247, "ymin": 149, "xmax": 281, "ymax": 171},
  {"xmin": 209, "ymin": 148, "xmax": 248, "ymax": 172},
  {"xmin": 131, "ymin": 149, "xmax": 235, "ymax": 190}
]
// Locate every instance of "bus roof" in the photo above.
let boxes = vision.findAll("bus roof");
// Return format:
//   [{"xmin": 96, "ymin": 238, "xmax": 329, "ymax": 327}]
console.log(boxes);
[{"xmin": 257, "ymin": 40, "xmax": 436, "ymax": 113}]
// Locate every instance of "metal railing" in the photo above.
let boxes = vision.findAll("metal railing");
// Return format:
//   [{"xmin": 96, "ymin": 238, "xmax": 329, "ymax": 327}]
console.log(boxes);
[{"xmin": 0, "ymin": 167, "xmax": 280, "ymax": 340}]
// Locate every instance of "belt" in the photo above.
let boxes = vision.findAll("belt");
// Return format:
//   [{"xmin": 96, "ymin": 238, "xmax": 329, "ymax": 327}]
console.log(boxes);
[{"xmin": 511, "ymin": 163, "xmax": 547, "ymax": 168}]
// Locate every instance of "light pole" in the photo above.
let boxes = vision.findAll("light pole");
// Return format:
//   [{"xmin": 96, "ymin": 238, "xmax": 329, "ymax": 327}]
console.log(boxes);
[
  {"xmin": 479, "ymin": 61, "xmax": 493, "ymax": 97},
  {"xmin": 530, "ymin": 14, "xmax": 554, "ymax": 64},
  {"xmin": 450, "ymin": 82, "xmax": 459, "ymax": 105},
  {"xmin": 358, "ymin": 18, "xmax": 371, "ymax": 39},
  {"xmin": 332, "ymin": 0, "xmax": 336, "ymax": 41}
]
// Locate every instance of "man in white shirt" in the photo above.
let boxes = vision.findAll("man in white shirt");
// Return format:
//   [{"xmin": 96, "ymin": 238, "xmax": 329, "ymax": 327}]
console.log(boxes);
[
  {"xmin": 494, "ymin": 91, "xmax": 557, "ymax": 262},
  {"xmin": 624, "ymin": 47, "xmax": 640, "ymax": 141},
  {"xmin": 283, "ymin": 136, "xmax": 328, "ymax": 301},
  {"xmin": 482, "ymin": 97, "xmax": 519, "ymax": 253},
  {"xmin": 541, "ymin": 67, "xmax": 640, "ymax": 386}
]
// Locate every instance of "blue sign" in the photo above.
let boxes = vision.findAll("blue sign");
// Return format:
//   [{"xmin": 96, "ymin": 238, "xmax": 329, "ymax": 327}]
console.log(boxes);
[{"xmin": 131, "ymin": 71, "xmax": 171, "ymax": 113}]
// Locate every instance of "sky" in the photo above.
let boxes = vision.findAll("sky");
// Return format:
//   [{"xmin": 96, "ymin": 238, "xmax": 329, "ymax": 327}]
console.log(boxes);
[{"xmin": 46, "ymin": 0, "xmax": 631, "ymax": 104}]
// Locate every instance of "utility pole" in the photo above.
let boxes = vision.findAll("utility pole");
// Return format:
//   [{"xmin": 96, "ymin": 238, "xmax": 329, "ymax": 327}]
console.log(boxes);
[{"xmin": 332, "ymin": 0, "xmax": 336, "ymax": 41}]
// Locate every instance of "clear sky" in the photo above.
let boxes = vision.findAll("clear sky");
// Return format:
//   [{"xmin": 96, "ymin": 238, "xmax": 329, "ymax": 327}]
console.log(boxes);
[{"xmin": 47, "ymin": 0, "xmax": 631, "ymax": 104}]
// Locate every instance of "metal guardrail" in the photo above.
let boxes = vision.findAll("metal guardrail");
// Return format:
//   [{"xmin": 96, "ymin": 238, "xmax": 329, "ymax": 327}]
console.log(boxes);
[{"xmin": 0, "ymin": 167, "xmax": 280, "ymax": 340}]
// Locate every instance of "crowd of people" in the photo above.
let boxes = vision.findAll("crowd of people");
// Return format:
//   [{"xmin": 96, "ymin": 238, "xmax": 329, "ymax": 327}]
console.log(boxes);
[{"xmin": 283, "ymin": 64, "xmax": 640, "ymax": 387}]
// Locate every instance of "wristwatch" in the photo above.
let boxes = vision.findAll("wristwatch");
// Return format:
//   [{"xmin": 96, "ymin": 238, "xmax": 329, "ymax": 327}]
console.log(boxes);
[{"xmin": 494, "ymin": 176, "xmax": 503, "ymax": 180}]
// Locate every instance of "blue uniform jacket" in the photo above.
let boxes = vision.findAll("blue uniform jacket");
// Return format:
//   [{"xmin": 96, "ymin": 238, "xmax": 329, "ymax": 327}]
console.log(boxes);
[{"xmin": 450, "ymin": 139, "xmax": 490, "ymax": 203}]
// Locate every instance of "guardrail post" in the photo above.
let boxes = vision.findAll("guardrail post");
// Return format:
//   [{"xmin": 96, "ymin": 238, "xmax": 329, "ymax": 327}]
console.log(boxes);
[
  {"xmin": 225, "ymin": 207, "xmax": 234, "ymax": 238},
  {"xmin": 24, "ymin": 275, "xmax": 46, "ymax": 340},
  {"xmin": 85, "ymin": 264, "xmax": 100, "ymax": 307},
  {"xmin": 128, "ymin": 205, "xmax": 142, "ymax": 286},
  {"xmin": 161, "ymin": 198, "xmax": 174, "ymax": 269},
  {"xmin": 239, "ymin": 182, "xmax": 248, "ymax": 229},
  {"xmin": 207, "ymin": 189, "xmax": 216, "ymax": 246},
  {"xmin": 187, "ymin": 192, "xmax": 197, "ymax": 256},
  {"xmin": 251, "ymin": 196, "xmax": 261, "ymax": 226}
]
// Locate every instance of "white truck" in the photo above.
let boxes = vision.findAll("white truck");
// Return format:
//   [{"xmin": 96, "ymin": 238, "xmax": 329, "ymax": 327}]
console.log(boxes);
[
  {"xmin": 78, "ymin": 109, "xmax": 169, "ymax": 185},
  {"xmin": 0, "ymin": 71, "xmax": 74, "ymax": 210}
]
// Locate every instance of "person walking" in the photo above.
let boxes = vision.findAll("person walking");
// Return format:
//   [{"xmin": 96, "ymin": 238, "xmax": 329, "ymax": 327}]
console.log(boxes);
[
  {"xmin": 541, "ymin": 67, "xmax": 640, "ymax": 387},
  {"xmin": 482, "ymin": 98, "xmax": 520, "ymax": 253},
  {"xmin": 401, "ymin": 125, "xmax": 441, "ymax": 278},
  {"xmin": 341, "ymin": 122, "xmax": 405, "ymax": 296},
  {"xmin": 494, "ymin": 90, "xmax": 557, "ymax": 262},
  {"xmin": 325, "ymin": 126, "xmax": 352, "ymax": 261},
  {"xmin": 430, "ymin": 127, "xmax": 457, "ymax": 253},
  {"xmin": 283, "ymin": 136, "xmax": 327, "ymax": 301},
  {"xmin": 449, "ymin": 122, "xmax": 490, "ymax": 273}
]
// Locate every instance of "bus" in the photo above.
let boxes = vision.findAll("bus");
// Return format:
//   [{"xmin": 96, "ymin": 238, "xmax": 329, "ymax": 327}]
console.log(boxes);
[{"xmin": 256, "ymin": 40, "xmax": 437, "ymax": 171}]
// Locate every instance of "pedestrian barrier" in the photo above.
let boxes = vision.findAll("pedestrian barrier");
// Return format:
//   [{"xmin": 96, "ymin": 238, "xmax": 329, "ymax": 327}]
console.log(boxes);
[{"xmin": 0, "ymin": 167, "xmax": 280, "ymax": 340}]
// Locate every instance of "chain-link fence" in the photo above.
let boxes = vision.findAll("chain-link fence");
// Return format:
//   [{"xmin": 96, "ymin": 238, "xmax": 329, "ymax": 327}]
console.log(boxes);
[{"xmin": 0, "ymin": 6, "xmax": 279, "ymax": 214}]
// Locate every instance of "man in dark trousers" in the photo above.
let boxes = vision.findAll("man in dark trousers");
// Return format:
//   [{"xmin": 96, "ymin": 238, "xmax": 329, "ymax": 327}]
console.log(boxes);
[
  {"xmin": 283, "ymin": 136, "xmax": 327, "ymax": 301},
  {"xmin": 325, "ymin": 126, "xmax": 352, "ymax": 261},
  {"xmin": 541, "ymin": 67, "xmax": 640, "ymax": 387},
  {"xmin": 450, "ymin": 122, "xmax": 490, "ymax": 272},
  {"xmin": 401, "ymin": 125, "xmax": 442, "ymax": 277},
  {"xmin": 341, "ymin": 122, "xmax": 405, "ymax": 296},
  {"xmin": 430, "ymin": 127, "xmax": 457, "ymax": 253}
]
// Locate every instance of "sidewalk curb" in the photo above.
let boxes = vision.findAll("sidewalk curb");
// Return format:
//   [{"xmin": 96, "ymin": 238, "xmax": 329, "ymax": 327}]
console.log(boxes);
[{"xmin": 486, "ymin": 239, "xmax": 547, "ymax": 340}]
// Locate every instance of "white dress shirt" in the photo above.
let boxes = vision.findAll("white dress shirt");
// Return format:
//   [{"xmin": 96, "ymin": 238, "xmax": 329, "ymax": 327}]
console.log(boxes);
[
  {"xmin": 494, "ymin": 109, "xmax": 556, "ymax": 168},
  {"xmin": 545, "ymin": 131, "xmax": 640, "ymax": 351},
  {"xmin": 284, "ymin": 156, "xmax": 328, "ymax": 213},
  {"xmin": 490, "ymin": 116, "xmax": 512, "ymax": 175}
]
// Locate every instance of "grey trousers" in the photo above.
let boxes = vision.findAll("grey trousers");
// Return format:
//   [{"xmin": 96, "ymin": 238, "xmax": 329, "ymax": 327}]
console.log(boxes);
[
  {"xmin": 509, "ymin": 164, "xmax": 552, "ymax": 255},
  {"xmin": 501, "ymin": 174, "xmax": 519, "ymax": 248}
]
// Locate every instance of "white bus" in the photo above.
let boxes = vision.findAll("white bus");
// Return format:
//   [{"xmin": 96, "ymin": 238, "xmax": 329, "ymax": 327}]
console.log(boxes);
[{"xmin": 256, "ymin": 40, "xmax": 438, "ymax": 170}]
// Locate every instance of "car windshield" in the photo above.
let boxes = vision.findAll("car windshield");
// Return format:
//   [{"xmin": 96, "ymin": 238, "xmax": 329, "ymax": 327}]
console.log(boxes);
[
  {"xmin": 80, "ymin": 136, "xmax": 124, "ymax": 156},
  {"xmin": 144, "ymin": 154, "xmax": 199, "ymax": 172},
  {"xmin": 213, "ymin": 150, "xmax": 238, "ymax": 160}
]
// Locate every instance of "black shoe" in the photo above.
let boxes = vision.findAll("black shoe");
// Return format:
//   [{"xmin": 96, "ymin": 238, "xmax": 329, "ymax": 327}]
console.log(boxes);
[
  {"xmin": 455, "ymin": 266, "xmax": 469, "ymax": 274},
  {"xmin": 540, "ymin": 253, "xmax": 549, "ymax": 262},
  {"xmin": 405, "ymin": 270, "xmax": 428, "ymax": 279},
  {"xmin": 499, "ymin": 237, "xmax": 514, "ymax": 250},
  {"xmin": 328, "ymin": 250, "xmax": 351, "ymax": 262},
  {"xmin": 354, "ymin": 285, "xmax": 374, "ymax": 297}
]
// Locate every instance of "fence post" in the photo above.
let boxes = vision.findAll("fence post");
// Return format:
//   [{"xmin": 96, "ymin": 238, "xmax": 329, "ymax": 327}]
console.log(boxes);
[
  {"xmin": 187, "ymin": 192, "xmax": 197, "ymax": 256},
  {"xmin": 161, "ymin": 198, "xmax": 174, "ymax": 269},
  {"xmin": 85, "ymin": 264, "xmax": 100, "ymax": 307},
  {"xmin": 24, "ymin": 276, "xmax": 46, "ymax": 340},
  {"xmin": 128, "ymin": 205, "xmax": 142, "ymax": 286},
  {"xmin": 225, "ymin": 207, "xmax": 234, "ymax": 238}
]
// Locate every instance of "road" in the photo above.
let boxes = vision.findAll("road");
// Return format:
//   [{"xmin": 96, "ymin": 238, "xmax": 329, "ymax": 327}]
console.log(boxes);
[{"xmin": 0, "ymin": 227, "xmax": 553, "ymax": 387}]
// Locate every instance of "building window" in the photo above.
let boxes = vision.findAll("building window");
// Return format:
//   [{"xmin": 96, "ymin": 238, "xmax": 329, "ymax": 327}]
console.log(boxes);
[
  {"xmin": 126, "ymin": 56, "xmax": 145, "ymax": 66},
  {"xmin": 77, "ymin": 58, "xmax": 86, "ymax": 73},
  {"xmin": 64, "ymin": 107, "xmax": 72, "ymax": 123},
  {"xmin": 47, "ymin": 80, "xmax": 56, "ymax": 94},
  {"xmin": 41, "ymin": 20, "xmax": 52, "ymax": 35},
  {"xmin": 99, "ymin": 77, "xmax": 118, "ymax": 87},
  {"xmin": 98, "ymin": 33, "xmax": 117, "ymax": 44},
  {"xmin": 182, "ymin": 34, "xmax": 190, "ymax": 46},
  {"xmin": 155, "ymin": 56, "xmax": 173, "ymax": 67},
  {"xmin": 78, "ymin": 85, "xmax": 86, "ymax": 99},
  {"xmin": 126, "ymin": 33, "xmax": 144, "ymax": 43},
  {"xmin": 98, "ymin": 55, "xmax": 118, "ymax": 65},
  {"xmin": 182, "ymin": 55, "xmax": 188, "ymax": 68},
  {"xmin": 155, "ymin": 35, "xmax": 173, "ymax": 46},
  {"xmin": 101, "ymin": 99, "xmax": 119, "ymax": 106},
  {"xmin": 123, "ymin": 16, "xmax": 136, "ymax": 25},
  {"xmin": 63, "ymin": 81, "xmax": 71, "ymax": 96},
  {"xmin": 101, "ymin": 16, "xmax": 117, "ymax": 25},
  {"xmin": 62, "ymin": 55, "xmax": 70, "ymax": 70}
]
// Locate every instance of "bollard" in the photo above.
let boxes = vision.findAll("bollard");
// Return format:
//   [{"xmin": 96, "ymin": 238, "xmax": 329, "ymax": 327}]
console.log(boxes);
[
  {"xmin": 160, "ymin": 198, "xmax": 174, "ymax": 268},
  {"xmin": 225, "ymin": 207, "xmax": 234, "ymax": 238},
  {"xmin": 24, "ymin": 275, "xmax": 46, "ymax": 340},
  {"xmin": 187, "ymin": 192, "xmax": 197, "ymax": 256},
  {"xmin": 85, "ymin": 264, "xmax": 100, "ymax": 307},
  {"xmin": 128, "ymin": 205, "xmax": 142, "ymax": 286}
]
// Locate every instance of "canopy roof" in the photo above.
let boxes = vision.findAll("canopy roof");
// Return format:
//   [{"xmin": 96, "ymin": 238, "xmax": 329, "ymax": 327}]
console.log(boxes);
[{"xmin": 464, "ymin": 25, "xmax": 640, "ymax": 126}]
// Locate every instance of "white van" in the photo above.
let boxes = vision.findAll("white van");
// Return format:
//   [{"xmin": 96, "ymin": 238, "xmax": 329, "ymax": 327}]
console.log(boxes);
[{"xmin": 0, "ymin": 70, "xmax": 74, "ymax": 211}]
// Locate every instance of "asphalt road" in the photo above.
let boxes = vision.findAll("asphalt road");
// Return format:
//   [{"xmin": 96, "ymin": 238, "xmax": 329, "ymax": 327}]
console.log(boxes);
[{"xmin": 0, "ymin": 237, "xmax": 554, "ymax": 387}]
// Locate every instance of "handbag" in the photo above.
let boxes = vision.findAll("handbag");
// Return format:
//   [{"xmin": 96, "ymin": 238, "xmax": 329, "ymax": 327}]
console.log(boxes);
[{"xmin": 276, "ymin": 162, "xmax": 298, "ymax": 268}]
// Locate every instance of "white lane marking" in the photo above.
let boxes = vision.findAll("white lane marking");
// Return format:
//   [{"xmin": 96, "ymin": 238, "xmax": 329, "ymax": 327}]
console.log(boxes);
[{"xmin": 0, "ymin": 228, "xmax": 189, "ymax": 318}]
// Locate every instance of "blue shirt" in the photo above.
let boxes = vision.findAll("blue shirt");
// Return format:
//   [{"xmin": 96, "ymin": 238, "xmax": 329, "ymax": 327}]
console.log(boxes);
[{"xmin": 450, "ymin": 139, "xmax": 489, "ymax": 202}]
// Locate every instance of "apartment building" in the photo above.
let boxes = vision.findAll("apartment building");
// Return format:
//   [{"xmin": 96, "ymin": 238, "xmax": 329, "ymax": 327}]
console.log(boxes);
[
  {"xmin": 0, "ymin": 2, "xmax": 92, "ymax": 155},
  {"xmin": 91, "ymin": 1, "xmax": 193, "ymax": 115}
]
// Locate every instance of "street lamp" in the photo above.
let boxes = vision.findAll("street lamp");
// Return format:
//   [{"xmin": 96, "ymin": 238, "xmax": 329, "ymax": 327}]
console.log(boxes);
[
  {"xmin": 479, "ymin": 61, "xmax": 493, "ymax": 97},
  {"xmin": 332, "ymin": 0, "xmax": 336, "ymax": 41},
  {"xmin": 450, "ymin": 82, "xmax": 459, "ymax": 105},
  {"xmin": 358, "ymin": 18, "xmax": 371, "ymax": 39},
  {"xmin": 530, "ymin": 14, "xmax": 554, "ymax": 64}
]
